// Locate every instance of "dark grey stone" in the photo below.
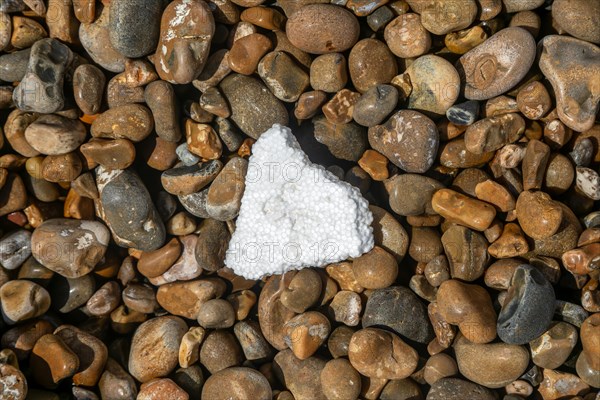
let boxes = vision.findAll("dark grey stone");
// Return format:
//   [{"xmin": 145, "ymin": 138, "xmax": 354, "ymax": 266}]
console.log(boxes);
[
  {"xmin": 155, "ymin": 191, "xmax": 177, "ymax": 222},
  {"xmin": 109, "ymin": 0, "xmax": 163, "ymax": 58},
  {"xmin": 0, "ymin": 48, "xmax": 30, "ymax": 83},
  {"xmin": 98, "ymin": 168, "xmax": 166, "ymax": 251},
  {"xmin": 426, "ymin": 378, "xmax": 496, "ymax": 400},
  {"xmin": 353, "ymin": 84, "xmax": 399, "ymax": 127},
  {"xmin": 0, "ymin": 229, "xmax": 31, "ymax": 270},
  {"xmin": 520, "ymin": 364, "xmax": 543, "ymax": 386},
  {"xmin": 195, "ymin": 218, "xmax": 230, "ymax": 272},
  {"xmin": 362, "ymin": 286, "xmax": 434, "ymax": 344},
  {"xmin": 367, "ymin": 5, "xmax": 394, "ymax": 32},
  {"xmin": 13, "ymin": 38, "xmax": 73, "ymax": 113},
  {"xmin": 446, "ymin": 100, "xmax": 480, "ymax": 126},
  {"xmin": 0, "ymin": 0, "xmax": 25, "ymax": 12},
  {"xmin": 569, "ymin": 137, "xmax": 594, "ymax": 167},
  {"xmin": 497, "ymin": 264, "xmax": 556, "ymax": 344}
]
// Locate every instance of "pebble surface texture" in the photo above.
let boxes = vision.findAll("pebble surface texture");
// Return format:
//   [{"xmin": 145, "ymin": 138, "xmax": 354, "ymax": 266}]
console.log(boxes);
[
  {"xmin": 0, "ymin": 0, "xmax": 599, "ymax": 399},
  {"xmin": 225, "ymin": 124, "xmax": 374, "ymax": 279}
]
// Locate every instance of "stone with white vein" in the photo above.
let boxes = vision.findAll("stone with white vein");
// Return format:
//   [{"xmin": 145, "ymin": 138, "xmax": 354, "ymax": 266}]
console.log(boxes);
[{"xmin": 226, "ymin": 124, "xmax": 374, "ymax": 279}]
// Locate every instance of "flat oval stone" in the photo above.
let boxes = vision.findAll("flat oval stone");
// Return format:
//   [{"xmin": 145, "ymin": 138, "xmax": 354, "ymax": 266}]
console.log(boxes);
[
  {"xmin": 24, "ymin": 114, "xmax": 85, "ymax": 156},
  {"xmin": 219, "ymin": 74, "xmax": 288, "ymax": 139},
  {"xmin": 202, "ymin": 367, "xmax": 272, "ymax": 400},
  {"xmin": 96, "ymin": 168, "xmax": 166, "ymax": 251},
  {"xmin": 362, "ymin": 286, "xmax": 434, "ymax": 343},
  {"xmin": 353, "ymin": 84, "xmax": 398, "ymax": 128},
  {"xmin": 458, "ymin": 27, "xmax": 536, "ymax": 100},
  {"xmin": 109, "ymin": 0, "xmax": 162, "ymax": 58},
  {"xmin": 348, "ymin": 38, "xmax": 397, "ymax": 93},
  {"xmin": 369, "ymin": 205, "xmax": 409, "ymax": 262},
  {"xmin": 385, "ymin": 174, "xmax": 444, "ymax": 216},
  {"xmin": 310, "ymin": 53, "xmax": 347, "ymax": 93},
  {"xmin": 228, "ymin": 33, "xmax": 272, "ymax": 76},
  {"xmin": 405, "ymin": 55, "xmax": 460, "ymax": 115},
  {"xmin": 368, "ymin": 110, "xmax": 439, "ymax": 173},
  {"xmin": 384, "ymin": 13, "xmax": 430, "ymax": 58},
  {"xmin": 156, "ymin": 0, "xmax": 214, "ymax": 84},
  {"xmin": 91, "ymin": 104, "xmax": 154, "ymax": 142},
  {"xmin": 497, "ymin": 264, "xmax": 556, "ymax": 345},
  {"xmin": 129, "ymin": 316, "xmax": 187, "ymax": 383},
  {"xmin": 13, "ymin": 38, "xmax": 72, "ymax": 114},
  {"xmin": 286, "ymin": 4, "xmax": 359, "ymax": 54},
  {"xmin": 348, "ymin": 327, "xmax": 418, "ymax": 380},
  {"xmin": 538, "ymin": 36, "xmax": 600, "ymax": 132},
  {"xmin": 552, "ymin": 0, "xmax": 600, "ymax": 44},
  {"xmin": 156, "ymin": 278, "xmax": 226, "ymax": 318},
  {"xmin": 31, "ymin": 218, "xmax": 110, "ymax": 278},
  {"xmin": 454, "ymin": 334, "xmax": 529, "ymax": 389}
]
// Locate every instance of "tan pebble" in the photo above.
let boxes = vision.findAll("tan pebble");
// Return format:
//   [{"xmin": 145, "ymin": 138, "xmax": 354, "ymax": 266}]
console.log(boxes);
[
  {"xmin": 283, "ymin": 311, "xmax": 331, "ymax": 360},
  {"xmin": 488, "ymin": 223, "xmax": 529, "ymax": 258},
  {"xmin": 185, "ymin": 120, "xmax": 223, "ymax": 160},
  {"xmin": 228, "ymin": 33, "xmax": 272, "ymax": 75},
  {"xmin": 240, "ymin": 6, "xmax": 285, "ymax": 30},
  {"xmin": 202, "ymin": 367, "xmax": 272, "ymax": 400},
  {"xmin": 310, "ymin": 53, "xmax": 348, "ymax": 93},
  {"xmin": 358, "ymin": 150, "xmax": 388, "ymax": 181},
  {"xmin": 348, "ymin": 328, "xmax": 418, "ymax": 380},
  {"xmin": 445, "ymin": 26, "xmax": 487, "ymax": 55},
  {"xmin": 423, "ymin": 353, "xmax": 458, "ymax": 385},
  {"xmin": 431, "ymin": 188, "xmax": 497, "ymax": 231},
  {"xmin": 329, "ymin": 291, "xmax": 362, "ymax": 327},
  {"xmin": 286, "ymin": 4, "xmax": 359, "ymax": 54},
  {"xmin": 475, "ymin": 180, "xmax": 516, "ymax": 212},
  {"xmin": 517, "ymin": 81, "xmax": 552, "ymax": 120},
  {"xmin": 384, "ymin": 13, "xmax": 430, "ymax": 58},
  {"xmin": 31, "ymin": 334, "xmax": 79, "ymax": 388},
  {"xmin": 322, "ymin": 89, "xmax": 361, "ymax": 124},
  {"xmin": 197, "ymin": 299, "xmax": 235, "ymax": 329},
  {"xmin": 320, "ymin": 358, "xmax": 362, "ymax": 400},
  {"xmin": 0, "ymin": 280, "xmax": 50, "ymax": 324},
  {"xmin": 199, "ymin": 330, "xmax": 243, "ymax": 374},
  {"xmin": 530, "ymin": 322, "xmax": 578, "ymax": 369},
  {"xmin": 178, "ymin": 327, "xmax": 206, "ymax": 369},
  {"xmin": 538, "ymin": 369, "xmax": 590, "ymax": 400},
  {"xmin": 157, "ymin": 278, "xmax": 226, "ymax": 319},
  {"xmin": 419, "ymin": 0, "xmax": 477, "ymax": 35},
  {"xmin": 516, "ymin": 190, "xmax": 563, "ymax": 240},
  {"xmin": 453, "ymin": 333, "xmax": 529, "ymax": 389},
  {"xmin": 10, "ymin": 16, "xmax": 47, "ymax": 49},
  {"xmin": 436, "ymin": 279, "xmax": 497, "ymax": 344},
  {"xmin": 138, "ymin": 378, "xmax": 189, "ymax": 400},
  {"xmin": 91, "ymin": 104, "xmax": 154, "ymax": 142}
]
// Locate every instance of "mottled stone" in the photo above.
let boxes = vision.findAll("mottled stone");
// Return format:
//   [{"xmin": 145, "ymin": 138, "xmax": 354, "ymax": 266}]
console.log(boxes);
[
  {"xmin": 405, "ymin": 55, "xmax": 460, "ymax": 115},
  {"xmin": 538, "ymin": 35, "xmax": 600, "ymax": 132},
  {"xmin": 384, "ymin": 13, "xmax": 430, "ymax": 58},
  {"xmin": 353, "ymin": 84, "xmax": 398, "ymax": 127},
  {"xmin": 369, "ymin": 110, "xmax": 439, "ymax": 173},
  {"xmin": 419, "ymin": 0, "xmax": 477, "ymax": 35},
  {"xmin": 349, "ymin": 38, "xmax": 397, "ymax": 93},
  {"xmin": 530, "ymin": 322, "xmax": 578, "ymax": 369},
  {"xmin": 202, "ymin": 367, "xmax": 272, "ymax": 400},
  {"xmin": 313, "ymin": 116, "xmax": 367, "ymax": 162},
  {"xmin": 258, "ymin": 51, "xmax": 309, "ymax": 102}
]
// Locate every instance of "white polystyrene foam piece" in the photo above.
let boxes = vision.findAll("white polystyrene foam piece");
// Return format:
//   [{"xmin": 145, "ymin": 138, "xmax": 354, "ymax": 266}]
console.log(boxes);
[{"xmin": 226, "ymin": 124, "xmax": 374, "ymax": 279}]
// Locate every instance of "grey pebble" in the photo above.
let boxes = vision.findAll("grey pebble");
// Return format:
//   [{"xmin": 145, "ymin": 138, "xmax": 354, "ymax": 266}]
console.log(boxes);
[
  {"xmin": 362, "ymin": 286, "xmax": 434, "ymax": 344},
  {"xmin": 176, "ymin": 144, "xmax": 201, "ymax": 166},
  {"xmin": 497, "ymin": 264, "xmax": 555, "ymax": 344},
  {"xmin": 0, "ymin": 229, "xmax": 31, "ymax": 270},
  {"xmin": 554, "ymin": 300, "xmax": 589, "ymax": 328},
  {"xmin": 109, "ymin": 0, "xmax": 163, "ymax": 58},
  {"xmin": 0, "ymin": 48, "xmax": 30, "ymax": 83},
  {"xmin": 13, "ymin": 38, "xmax": 73, "ymax": 113},
  {"xmin": 569, "ymin": 138, "xmax": 594, "ymax": 167},
  {"xmin": 426, "ymin": 378, "xmax": 496, "ymax": 400},
  {"xmin": 97, "ymin": 167, "xmax": 166, "ymax": 251},
  {"xmin": 179, "ymin": 188, "xmax": 211, "ymax": 218}
]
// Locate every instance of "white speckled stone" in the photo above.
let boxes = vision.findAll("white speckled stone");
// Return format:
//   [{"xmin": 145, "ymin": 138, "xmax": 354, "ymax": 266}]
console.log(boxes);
[{"xmin": 226, "ymin": 124, "xmax": 374, "ymax": 279}]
